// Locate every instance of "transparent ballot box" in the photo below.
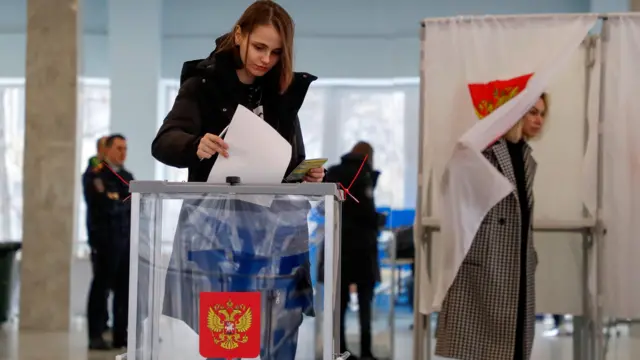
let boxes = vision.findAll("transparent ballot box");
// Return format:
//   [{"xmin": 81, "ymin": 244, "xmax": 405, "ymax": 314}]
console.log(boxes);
[{"xmin": 124, "ymin": 181, "xmax": 342, "ymax": 360}]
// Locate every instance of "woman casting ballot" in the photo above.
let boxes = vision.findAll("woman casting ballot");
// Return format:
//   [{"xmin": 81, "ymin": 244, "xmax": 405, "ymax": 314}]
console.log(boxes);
[
  {"xmin": 152, "ymin": 0, "xmax": 324, "ymax": 183},
  {"xmin": 150, "ymin": 2, "xmax": 326, "ymax": 359}
]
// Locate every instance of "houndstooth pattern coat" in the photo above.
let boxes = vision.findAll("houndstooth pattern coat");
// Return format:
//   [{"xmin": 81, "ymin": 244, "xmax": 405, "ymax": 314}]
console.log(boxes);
[{"xmin": 435, "ymin": 139, "xmax": 538, "ymax": 360}]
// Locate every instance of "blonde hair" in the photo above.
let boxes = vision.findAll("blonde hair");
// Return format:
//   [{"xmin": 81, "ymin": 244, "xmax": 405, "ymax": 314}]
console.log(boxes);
[
  {"xmin": 523, "ymin": 92, "xmax": 549, "ymax": 141},
  {"xmin": 504, "ymin": 119, "xmax": 524, "ymax": 143}
]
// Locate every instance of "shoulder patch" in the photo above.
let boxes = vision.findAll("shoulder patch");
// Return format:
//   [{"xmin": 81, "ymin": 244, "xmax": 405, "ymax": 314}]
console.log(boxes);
[{"xmin": 91, "ymin": 162, "xmax": 104, "ymax": 173}]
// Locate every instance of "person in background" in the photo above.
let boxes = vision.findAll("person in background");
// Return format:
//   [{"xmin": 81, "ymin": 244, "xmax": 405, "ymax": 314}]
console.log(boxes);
[
  {"xmin": 435, "ymin": 90, "xmax": 544, "ymax": 360},
  {"xmin": 326, "ymin": 141, "xmax": 382, "ymax": 360},
  {"xmin": 84, "ymin": 134, "xmax": 134, "ymax": 350},
  {"xmin": 82, "ymin": 135, "xmax": 110, "ymax": 342},
  {"xmin": 522, "ymin": 93, "xmax": 548, "ymax": 142},
  {"xmin": 519, "ymin": 93, "xmax": 567, "ymax": 338}
]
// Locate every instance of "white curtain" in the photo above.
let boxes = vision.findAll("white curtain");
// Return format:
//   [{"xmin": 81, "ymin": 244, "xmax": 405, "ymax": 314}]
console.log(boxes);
[
  {"xmin": 601, "ymin": 15, "xmax": 640, "ymax": 319},
  {"xmin": 418, "ymin": 14, "xmax": 598, "ymax": 314}
]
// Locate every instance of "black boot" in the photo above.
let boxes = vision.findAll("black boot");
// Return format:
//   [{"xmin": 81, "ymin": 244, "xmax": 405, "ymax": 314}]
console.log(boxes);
[{"xmin": 88, "ymin": 337, "xmax": 111, "ymax": 351}]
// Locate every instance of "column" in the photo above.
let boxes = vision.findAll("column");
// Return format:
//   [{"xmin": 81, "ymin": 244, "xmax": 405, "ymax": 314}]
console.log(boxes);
[
  {"xmin": 108, "ymin": 0, "xmax": 162, "ymax": 181},
  {"xmin": 20, "ymin": 0, "xmax": 80, "ymax": 331}
]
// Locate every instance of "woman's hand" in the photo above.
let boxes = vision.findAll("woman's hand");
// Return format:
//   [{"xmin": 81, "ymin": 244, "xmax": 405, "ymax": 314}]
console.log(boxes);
[
  {"xmin": 303, "ymin": 167, "xmax": 325, "ymax": 183},
  {"xmin": 197, "ymin": 133, "xmax": 229, "ymax": 160}
]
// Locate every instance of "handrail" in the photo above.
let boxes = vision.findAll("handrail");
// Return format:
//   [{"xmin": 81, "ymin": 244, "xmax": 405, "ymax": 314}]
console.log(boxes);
[{"xmin": 420, "ymin": 217, "xmax": 596, "ymax": 232}]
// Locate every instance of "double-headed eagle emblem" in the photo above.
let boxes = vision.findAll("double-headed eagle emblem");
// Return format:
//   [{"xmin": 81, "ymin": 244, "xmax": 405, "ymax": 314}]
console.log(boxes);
[{"xmin": 207, "ymin": 299, "xmax": 253, "ymax": 350}]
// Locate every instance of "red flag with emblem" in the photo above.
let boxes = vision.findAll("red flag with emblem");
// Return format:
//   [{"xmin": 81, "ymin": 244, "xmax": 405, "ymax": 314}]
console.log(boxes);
[
  {"xmin": 468, "ymin": 73, "xmax": 533, "ymax": 119},
  {"xmin": 199, "ymin": 292, "xmax": 261, "ymax": 359},
  {"xmin": 467, "ymin": 73, "xmax": 533, "ymax": 147}
]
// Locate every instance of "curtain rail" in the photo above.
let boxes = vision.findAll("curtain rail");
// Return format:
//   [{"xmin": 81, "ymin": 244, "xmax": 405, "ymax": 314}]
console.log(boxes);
[{"xmin": 420, "ymin": 12, "xmax": 640, "ymax": 26}]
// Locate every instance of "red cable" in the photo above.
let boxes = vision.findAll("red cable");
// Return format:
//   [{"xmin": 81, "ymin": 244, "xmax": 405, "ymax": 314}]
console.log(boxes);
[
  {"xmin": 101, "ymin": 161, "xmax": 131, "ymax": 202},
  {"xmin": 338, "ymin": 154, "xmax": 369, "ymax": 204},
  {"xmin": 347, "ymin": 154, "xmax": 368, "ymax": 190}
]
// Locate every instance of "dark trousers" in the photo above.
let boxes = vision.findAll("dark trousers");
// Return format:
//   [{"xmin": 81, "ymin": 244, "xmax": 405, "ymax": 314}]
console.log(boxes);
[
  {"xmin": 87, "ymin": 247, "xmax": 130, "ymax": 344},
  {"xmin": 87, "ymin": 249, "xmax": 109, "ymax": 335},
  {"xmin": 513, "ymin": 248, "xmax": 528, "ymax": 359},
  {"xmin": 553, "ymin": 314, "xmax": 563, "ymax": 328},
  {"xmin": 339, "ymin": 280, "xmax": 374, "ymax": 357}
]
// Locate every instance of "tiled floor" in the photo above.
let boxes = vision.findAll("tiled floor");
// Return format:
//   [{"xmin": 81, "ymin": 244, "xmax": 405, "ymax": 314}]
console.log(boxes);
[
  {"xmin": 2, "ymin": 314, "xmax": 640, "ymax": 360},
  {"xmin": 3, "ymin": 258, "xmax": 640, "ymax": 359}
]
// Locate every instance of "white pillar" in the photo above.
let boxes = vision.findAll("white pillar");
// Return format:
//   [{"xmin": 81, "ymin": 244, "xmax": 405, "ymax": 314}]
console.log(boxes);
[
  {"xmin": 20, "ymin": 0, "xmax": 80, "ymax": 332},
  {"xmin": 108, "ymin": 0, "xmax": 162, "ymax": 180}
]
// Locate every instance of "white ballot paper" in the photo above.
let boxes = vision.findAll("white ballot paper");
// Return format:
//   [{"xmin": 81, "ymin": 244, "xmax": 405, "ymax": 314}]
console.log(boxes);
[
  {"xmin": 207, "ymin": 105, "xmax": 292, "ymax": 206},
  {"xmin": 431, "ymin": 79, "xmax": 548, "ymax": 312}
]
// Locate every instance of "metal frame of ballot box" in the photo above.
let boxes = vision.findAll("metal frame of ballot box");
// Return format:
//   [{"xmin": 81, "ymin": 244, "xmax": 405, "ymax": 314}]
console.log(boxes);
[
  {"xmin": 123, "ymin": 181, "xmax": 343, "ymax": 360},
  {"xmin": 411, "ymin": 218, "xmax": 597, "ymax": 360}
]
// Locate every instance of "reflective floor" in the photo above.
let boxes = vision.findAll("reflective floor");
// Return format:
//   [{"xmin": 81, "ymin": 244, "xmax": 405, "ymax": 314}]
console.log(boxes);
[
  {"xmin": 2, "ymin": 258, "xmax": 640, "ymax": 359},
  {"xmin": 2, "ymin": 315, "xmax": 640, "ymax": 360}
]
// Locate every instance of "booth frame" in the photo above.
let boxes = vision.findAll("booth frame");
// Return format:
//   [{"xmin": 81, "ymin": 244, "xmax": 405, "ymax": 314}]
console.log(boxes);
[{"xmin": 409, "ymin": 13, "xmax": 632, "ymax": 360}]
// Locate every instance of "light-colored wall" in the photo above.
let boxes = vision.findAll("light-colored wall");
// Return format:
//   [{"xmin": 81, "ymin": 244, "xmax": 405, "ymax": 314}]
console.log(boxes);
[{"xmin": 0, "ymin": 0, "xmax": 593, "ymax": 79}]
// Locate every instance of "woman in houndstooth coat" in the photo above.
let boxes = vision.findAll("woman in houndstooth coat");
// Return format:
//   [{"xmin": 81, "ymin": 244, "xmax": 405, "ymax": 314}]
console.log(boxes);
[{"xmin": 435, "ymin": 94, "xmax": 548, "ymax": 360}]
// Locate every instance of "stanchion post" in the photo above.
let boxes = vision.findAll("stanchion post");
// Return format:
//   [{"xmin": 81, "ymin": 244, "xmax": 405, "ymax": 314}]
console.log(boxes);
[
  {"xmin": 579, "ymin": 34, "xmax": 597, "ymax": 360},
  {"xmin": 593, "ymin": 14, "xmax": 609, "ymax": 360},
  {"xmin": 412, "ymin": 20, "xmax": 431, "ymax": 360}
]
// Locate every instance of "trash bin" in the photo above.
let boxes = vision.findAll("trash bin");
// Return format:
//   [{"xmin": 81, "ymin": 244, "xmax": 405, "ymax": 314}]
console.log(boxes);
[{"xmin": 0, "ymin": 241, "xmax": 21, "ymax": 323}]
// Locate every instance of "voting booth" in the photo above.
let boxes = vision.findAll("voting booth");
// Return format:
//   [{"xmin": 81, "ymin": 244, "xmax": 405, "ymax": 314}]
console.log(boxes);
[
  {"xmin": 120, "ymin": 180, "xmax": 342, "ymax": 360},
  {"xmin": 412, "ymin": 13, "xmax": 640, "ymax": 360}
]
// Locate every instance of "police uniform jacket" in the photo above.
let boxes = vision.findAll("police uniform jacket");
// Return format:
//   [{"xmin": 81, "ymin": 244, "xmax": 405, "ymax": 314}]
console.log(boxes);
[
  {"xmin": 82, "ymin": 157, "xmax": 100, "ymax": 247},
  {"xmin": 83, "ymin": 162, "xmax": 134, "ymax": 252}
]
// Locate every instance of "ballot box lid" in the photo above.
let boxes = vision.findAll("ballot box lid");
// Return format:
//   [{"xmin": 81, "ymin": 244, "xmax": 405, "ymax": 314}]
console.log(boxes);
[{"xmin": 129, "ymin": 180, "xmax": 342, "ymax": 198}]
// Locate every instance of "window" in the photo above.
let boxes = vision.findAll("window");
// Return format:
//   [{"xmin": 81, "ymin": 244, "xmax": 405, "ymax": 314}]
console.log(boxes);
[
  {"xmin": 157, "ymin": 78, "xmax": 420, "ymax": 209},
  {"xmin": 0, "ymin": 79, "xmax": 111, "ymax": 257},
  {"xmin": 156, "ymin": 80, "xmax": 187, "ymax": 182},
  {"xmin": 0, "ymin": 80, "xmax": 25, "ymax": 242},
  {"xmin": 335, "ymin": 89, "xmax": 406, "ymax": 208},
  {"xmin": 297, "ymin": 87, "xmax": 325, "ymax": 160},
  {"xmin": 76, "ymin": 79, "xmax": 111, "ymax": 257},
  {"xmin": 317, "ymin": 78, "xmax": 419, "ymax": 209}
]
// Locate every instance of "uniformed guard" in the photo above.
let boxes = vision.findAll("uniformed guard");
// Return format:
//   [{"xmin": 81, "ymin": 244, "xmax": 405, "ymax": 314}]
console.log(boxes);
[
  {"xmin": 83, "ymin": 134, "xmax": 134, "ymax": 350},
  {"xmin": 82, "ymin": 135, "xmax": 109, "ymax": 339}
]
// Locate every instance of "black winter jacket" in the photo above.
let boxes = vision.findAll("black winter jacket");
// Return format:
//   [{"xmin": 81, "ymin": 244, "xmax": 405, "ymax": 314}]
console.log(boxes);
[
  {"xmin": 82, "ymin": 162, "xmax": 134, "ymax": 251},
  {"xmin": 151, "ymin": 34, "xmax": 317, "ymax": 182},
  {"xmin": 323, "ymin": 153, "xmax": 382, "ymax": 284}
]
